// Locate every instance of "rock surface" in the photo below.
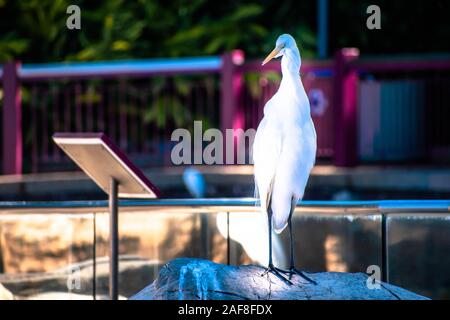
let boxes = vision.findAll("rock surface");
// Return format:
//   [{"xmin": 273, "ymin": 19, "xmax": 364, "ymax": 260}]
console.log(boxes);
[{"xmin": 130, "ymin": 258, "xmax": 429, "ymax": 300}]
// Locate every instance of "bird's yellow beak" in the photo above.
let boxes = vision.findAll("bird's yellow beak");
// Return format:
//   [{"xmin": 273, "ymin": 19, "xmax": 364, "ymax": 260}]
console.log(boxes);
[{"xmin": 262, "ymin": 45, "xmax": 284, "ymax": 66}]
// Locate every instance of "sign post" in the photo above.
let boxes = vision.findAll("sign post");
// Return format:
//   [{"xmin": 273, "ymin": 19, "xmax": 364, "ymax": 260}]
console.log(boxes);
[{"xmin": 53, "ymin": 133, "xmax": 160, "ymax": 300}]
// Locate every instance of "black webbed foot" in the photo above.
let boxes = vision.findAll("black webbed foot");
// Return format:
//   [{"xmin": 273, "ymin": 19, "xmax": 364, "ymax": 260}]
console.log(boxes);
[
  {"xmin": 276, "ymin": 267, "xmax": 317, "ymax": 285},
  {"xmin": 261, "ymin": 264, "xmax": 293, "ymax": 285}
]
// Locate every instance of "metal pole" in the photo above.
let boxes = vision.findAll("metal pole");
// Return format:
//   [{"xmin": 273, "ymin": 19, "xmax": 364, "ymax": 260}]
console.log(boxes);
[
  {"xmin": 381, "ymin": 214, "xmax": 389, "ymax": 283},
  {"xmin": 109, "ymin": 178, "xmax": 119, "ymax": 300},
  {"xmin": 333, "ymin": 48, "xmax": 360, "ymax": 167},
  {"xmin": 226, "ymin": 212, "xmax": 230, "ymax": 265},
  {"xmin": 200, "ymin": 213, "xmax": 209, "ymax": 258},
  {"xmin": 93, "ymin": 212, "xmax": 97, "ymax": 300},
  {"xmin": 220, "ymin": 51, "xmax": 245, "ymax": 164},
  {"xmin": 2, "ymin": 61, "xmax": 23, "ymax": 175},
  {"xmin": 317, "ymin": 0, "xmax": 328, "ymax": 58}
]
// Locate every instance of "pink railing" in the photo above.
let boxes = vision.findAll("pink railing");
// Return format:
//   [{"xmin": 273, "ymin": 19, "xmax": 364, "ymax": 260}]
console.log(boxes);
[
  {"xmin": 2, "ymin": 57, "xmax": 224, "ymax": 173},
  {"xmin": 2, "ymin": 50, "xmax": 450, "ymax": 174}
]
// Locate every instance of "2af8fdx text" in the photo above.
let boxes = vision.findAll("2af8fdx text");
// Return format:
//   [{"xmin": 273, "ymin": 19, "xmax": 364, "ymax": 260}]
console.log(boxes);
[{"xmin": 178, "ymin": 304, "xmax": 273, "ymax": 317}]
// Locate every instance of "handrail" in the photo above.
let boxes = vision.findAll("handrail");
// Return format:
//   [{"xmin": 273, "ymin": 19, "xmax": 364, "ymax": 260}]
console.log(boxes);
[
  {"xmin": 4, "ymin": 53, "xmax": 449, "ymax": 82},
  {"xmin": 0, "ymin": 56, "xmax": 222, "ymax": 81},
  {"xmin": 239, "ymin": 59, "xmax": 334, "ymax": 76},
  {"xmin": 15, "ymin": 56, "xmax": 223, "ymax": 82},
  {"xmin": 351, "ymin": 54, "xmax": 450, "ymax": 72},
  {"xmin": 0, "ymin": 199, "xmax": 448, "ymax": 213}
]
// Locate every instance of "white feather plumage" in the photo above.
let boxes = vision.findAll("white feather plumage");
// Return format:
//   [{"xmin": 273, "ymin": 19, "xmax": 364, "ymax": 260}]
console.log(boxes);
[{"xmin": 253, "ymin": 34, "xmax": 317, "ymax": 234}]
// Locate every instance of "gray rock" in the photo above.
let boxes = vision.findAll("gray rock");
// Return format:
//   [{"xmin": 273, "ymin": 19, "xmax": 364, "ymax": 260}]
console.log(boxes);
[{"xmin": 130, "ymin": 258, "xmax": 429, "ymax": 300}]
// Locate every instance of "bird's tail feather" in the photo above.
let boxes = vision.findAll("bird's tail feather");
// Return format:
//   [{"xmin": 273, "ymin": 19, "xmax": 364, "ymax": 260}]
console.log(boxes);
[
  {"xmin": 273, "ymin": 195, "xmax": 297, "ymax": 234},
  {"xmin": 273, "ymin": 222, "xmax": 287, "ymax": 234}
]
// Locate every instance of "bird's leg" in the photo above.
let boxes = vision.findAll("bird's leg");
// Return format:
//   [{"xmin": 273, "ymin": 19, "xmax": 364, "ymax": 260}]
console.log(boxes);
[
  {"xmin": 261, "ymin": 208, "xmax": 292, "ymax": 285},
  {"xmin": 287, "ymin": 217, "xmax": 317, "ymax": 284},
  {"xmin": 276, "ymin": 216, "xmax": 317, "ymax": 285}
]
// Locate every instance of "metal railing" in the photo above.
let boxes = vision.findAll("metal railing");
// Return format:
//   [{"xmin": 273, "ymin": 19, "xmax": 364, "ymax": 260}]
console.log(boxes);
[
  {"xmin": 2, "ymin": 52, "xmax": 450, "ymax": 174},
  {"xmin": 0, "ymin": 199, "xmax": 449, "ymax": 299},
  {"xmin": 1, "ymin": 57, "xmax": 224, "ymax": 173}
]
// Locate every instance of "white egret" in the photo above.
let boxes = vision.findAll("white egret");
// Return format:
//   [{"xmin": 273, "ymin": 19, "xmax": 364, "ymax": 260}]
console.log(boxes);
[{"xmin": 253, "ymin": 34, "xmax": 317, "ymax": 284}]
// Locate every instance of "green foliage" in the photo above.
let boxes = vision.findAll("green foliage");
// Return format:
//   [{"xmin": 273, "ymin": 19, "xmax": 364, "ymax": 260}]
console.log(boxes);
[
  {"xmin": 1, "ymin": 0, "xmax": 450, "ymax": 63},
  {"xmin": 0, "ymin": 0, "xmax": 71, "ymax": 62},
  {"xmin": 164, "ymin": 3, "xmax": 267, "ymax": 56},
  {"xmin": 244, "ymin": 71, "xmax": 281, "ymax": 98},
  {"xmin": 0, "ymin": 0, "xmax": 316, "ymax": 63}
]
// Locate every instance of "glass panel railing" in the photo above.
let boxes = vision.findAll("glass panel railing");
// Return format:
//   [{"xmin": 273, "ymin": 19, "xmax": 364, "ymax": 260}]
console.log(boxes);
[
  {"xmin": 0, "ymin": 200, "xmax": 448, "ymax": 300},
  {"xmin": 387, "ymin": 213, "xmax": 450, "ymax": 299},
  {"xmin": 0, "ymin": 213, "xmax": 95, "ymax": 300},
  {"xmin": 112, "ymin": 210, "xmax": 226, "ymax": 299},
  {"xmin": 283, "ymin": 212, "xmax": 382, "ymax": 273},
  {"xmin": 228, "ymin": 209, "xmax": 381, "ymax": 273}
]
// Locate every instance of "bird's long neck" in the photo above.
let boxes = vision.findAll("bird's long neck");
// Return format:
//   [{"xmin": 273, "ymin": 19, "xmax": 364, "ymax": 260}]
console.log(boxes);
[
  {"xmin": 278, "ymin": 48, "xmax": 310, "ymax": 118},
  {"xmin": 279, "ymin": 48, "xmax": 302, "ymax": 97}
]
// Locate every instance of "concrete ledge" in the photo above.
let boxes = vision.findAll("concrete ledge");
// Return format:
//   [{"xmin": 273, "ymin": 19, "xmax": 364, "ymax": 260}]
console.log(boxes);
[{"xmin": 1, "ymin": 165, "xmax": 450, "ymax": 200}]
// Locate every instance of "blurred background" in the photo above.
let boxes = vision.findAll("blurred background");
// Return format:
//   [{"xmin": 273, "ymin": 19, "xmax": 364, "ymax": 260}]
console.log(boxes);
[{"xmin": 0, "ymin": 0, "xmax": 449, "ymax": 300}]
